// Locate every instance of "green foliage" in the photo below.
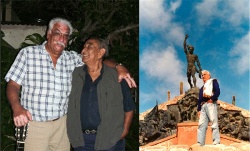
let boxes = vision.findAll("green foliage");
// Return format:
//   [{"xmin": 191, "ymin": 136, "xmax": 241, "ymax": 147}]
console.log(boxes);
[
  {"xmin": 1, "ymin": 31, "xmax": 19, "ymax": 151},
  {"xmin": 19, "ymin": 33, "xmax": 46, "ymax": 48}
]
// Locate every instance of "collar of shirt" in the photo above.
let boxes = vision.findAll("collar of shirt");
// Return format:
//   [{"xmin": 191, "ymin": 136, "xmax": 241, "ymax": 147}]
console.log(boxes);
[{"xmin": 83, "ymin": 64, "xmax": 104, "ymax": 82}]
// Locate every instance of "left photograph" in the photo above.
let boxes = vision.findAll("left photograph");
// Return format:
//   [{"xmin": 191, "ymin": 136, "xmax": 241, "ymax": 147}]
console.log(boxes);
[{"xmin": 1, "ymin": 1, "xmax": 139, "ymax": 151}]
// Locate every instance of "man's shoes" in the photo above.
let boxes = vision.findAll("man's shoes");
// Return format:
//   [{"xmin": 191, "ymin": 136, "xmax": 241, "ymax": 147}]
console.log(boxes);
[
  {"xmin": 189, "ymin": 143, "xmax": 203, "ymax": 150},
  {"xmin": 213, "ymin": 142, "xmax": 220, "ymax": 145},
  {"xmin": 193, "ymin": 143, "xmax": 202, "ymax": 146}
]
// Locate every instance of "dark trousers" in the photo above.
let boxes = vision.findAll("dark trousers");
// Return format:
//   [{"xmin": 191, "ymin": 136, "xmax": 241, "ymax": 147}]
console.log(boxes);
[{"xmin": 74, "ymin": 133, "xmax": 125, "ymax": 151}]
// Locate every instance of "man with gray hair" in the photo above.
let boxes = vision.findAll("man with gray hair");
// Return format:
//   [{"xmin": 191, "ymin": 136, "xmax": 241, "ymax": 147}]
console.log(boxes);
[
  {"xmin": 197, "ymin": 70, "xmax": 220, "ymax": 146},
  {"xmin": 5, "ymin": 17, "xmax": 136, "ymax": 151}
]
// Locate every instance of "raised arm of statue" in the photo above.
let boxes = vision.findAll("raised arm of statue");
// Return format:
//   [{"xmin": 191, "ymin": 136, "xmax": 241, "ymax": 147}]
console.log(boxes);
[{"xmin": 183, "ymin": 34, "xmax": 189, "ymax": 54}]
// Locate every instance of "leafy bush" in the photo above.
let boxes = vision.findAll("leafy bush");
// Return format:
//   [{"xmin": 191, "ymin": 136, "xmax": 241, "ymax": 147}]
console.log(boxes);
[{"xmin": 1, "ymin": 31, "xmax": 19, "ymax": 151}]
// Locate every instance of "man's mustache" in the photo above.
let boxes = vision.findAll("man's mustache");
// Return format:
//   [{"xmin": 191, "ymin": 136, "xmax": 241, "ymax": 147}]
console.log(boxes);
[{"xmin": 56, "ymin": 42, "xmax": 66, "ymax": 47}]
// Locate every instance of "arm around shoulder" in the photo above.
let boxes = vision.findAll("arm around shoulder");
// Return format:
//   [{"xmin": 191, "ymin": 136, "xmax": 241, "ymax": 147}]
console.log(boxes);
[{"xmin": 103, "ymin": 59, "xmax": 137, "ymax": 88}]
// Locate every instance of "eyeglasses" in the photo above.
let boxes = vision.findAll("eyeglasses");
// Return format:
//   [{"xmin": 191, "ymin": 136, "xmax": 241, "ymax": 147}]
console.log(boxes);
[{"xmin": 51, "ymin": 30, "xmax": 70, "ymax": 40}]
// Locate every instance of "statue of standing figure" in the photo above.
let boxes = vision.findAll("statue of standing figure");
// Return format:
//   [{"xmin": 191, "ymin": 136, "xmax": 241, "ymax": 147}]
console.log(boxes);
[{"xmin": 183, "ymin": 34, "xmax": 202, "ymax": 88}]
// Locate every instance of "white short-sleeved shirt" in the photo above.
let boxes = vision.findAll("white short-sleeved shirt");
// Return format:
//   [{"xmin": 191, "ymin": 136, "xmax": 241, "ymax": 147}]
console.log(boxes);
[{"xmin": 5, "ymin": 42, "xmax": 83, "ymax": 121}]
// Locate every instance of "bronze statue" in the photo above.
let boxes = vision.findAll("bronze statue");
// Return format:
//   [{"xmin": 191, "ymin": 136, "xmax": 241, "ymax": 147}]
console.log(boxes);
[{"xmin": 183, "ymin": 34, "xmax": 202, "ymax": 88}]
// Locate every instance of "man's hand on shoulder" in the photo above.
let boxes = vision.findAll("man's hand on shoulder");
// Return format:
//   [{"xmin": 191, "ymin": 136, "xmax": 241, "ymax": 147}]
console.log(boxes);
[
  {"xmin": 116, "ymin": 64, "xmax": 137, "ymax": 88},
  {"xmin": 103, "ymin": 59, "xmax": 137, "ymax": 88}
]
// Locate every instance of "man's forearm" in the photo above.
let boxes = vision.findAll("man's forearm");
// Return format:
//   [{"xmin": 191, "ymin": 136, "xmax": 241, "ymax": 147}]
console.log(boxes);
[
  {"xmin": 124, "ymin": 110, "xmax": 134, "ymax": 131},
  {"xmin": 7, "ymin": 80, "xmax": 32, "ymax": 126},
  {"xmin": 6, "ymin": 80, "xmax": 22, "ymax": 111},
  {"xmin": 103, "ymin": 59, "xmax": 128, "ymax": 75},
  {"xmin": 103, "ymin": 59, "xmax": 117, "ymax": 68}
]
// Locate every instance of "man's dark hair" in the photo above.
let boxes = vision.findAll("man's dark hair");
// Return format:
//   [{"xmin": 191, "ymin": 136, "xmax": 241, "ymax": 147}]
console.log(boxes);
[{"xmin": 86, "ymin": 36, "xmax": 109, "ymax": 57}]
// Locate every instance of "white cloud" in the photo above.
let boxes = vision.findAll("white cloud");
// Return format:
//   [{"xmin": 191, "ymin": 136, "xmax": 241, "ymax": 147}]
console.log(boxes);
[
  {"xmin": 196, "ymin": 0, "xmax": 249, "ymax": 26},
  {"xmin": 229, "ymin": 32, "xmax": 250, "ymax": 75},
  {"xmin": 225, "ymin": 0, "xmax": 249, "ymax": 26},
  {"xmin": 139, "ymin": 83, "xmax": 179, "ymax": 112},
  {"xmin": 139, "ymin": 0, "xmax": 188, "ymax": 113},
  {"xmin": 139, "ymin": 0, "xmax": 184, "ymax": 35},
  {"xmin": 195, "ymin": 0, "xmax": 219, "ymax": 25},
  {"xmin": 167, "ymin": 24, "xmax": 185, "ymax": 47},
  {"xmin": 169, "ymin": 0, "xmax": 182, "ymax": 13},
  {"xmin": 140, "ymin": 0, "xmax": 171, "ymax": 31},
  {"xmin": 140, "ymin": 44, "xmax": 185, "ymax": 84},
  {"xmin": 140, "ymin": 43, "xmax": 204, "ymax": 110},
  {"xmin": 140, "ymin": 0, "xmax": 185, "ymax": 47},
  {"xmin": 139, "ymin": 92, "xmax": 156, "ymax": 105}
]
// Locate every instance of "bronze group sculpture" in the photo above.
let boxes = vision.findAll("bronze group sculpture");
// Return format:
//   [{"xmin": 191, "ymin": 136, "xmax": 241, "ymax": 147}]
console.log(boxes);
[{"xmin": 183, "ymin": 34, "xmax": 202, "ymax": 88}]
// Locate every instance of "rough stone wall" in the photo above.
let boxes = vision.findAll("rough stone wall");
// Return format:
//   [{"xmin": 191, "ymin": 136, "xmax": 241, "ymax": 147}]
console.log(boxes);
[
  {"xmin": 219, "ymin": 108, "xmax": 250, "ymax": 141},
  {"xmin": 176, "ymin": 87, "xmax": 199, "ymax": 122},
  {"xmin": 139, "ymin": 88, "xmax": 250, "ymax": 146},
  {"xmin": 139, "ymin": 105, "xmax": 177, "ymax": 146}
]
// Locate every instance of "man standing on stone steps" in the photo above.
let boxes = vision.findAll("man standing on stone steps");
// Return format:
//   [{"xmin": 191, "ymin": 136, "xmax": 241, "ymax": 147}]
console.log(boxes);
[{"xmin": 197, "ymin": 70, "xmax": 220, "ymax": 146}]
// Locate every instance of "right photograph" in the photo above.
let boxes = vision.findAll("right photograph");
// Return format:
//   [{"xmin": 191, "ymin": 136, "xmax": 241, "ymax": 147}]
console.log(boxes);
[{"xmin": 139, "ymin": 0, "xmax": 250, "ymax": 150}]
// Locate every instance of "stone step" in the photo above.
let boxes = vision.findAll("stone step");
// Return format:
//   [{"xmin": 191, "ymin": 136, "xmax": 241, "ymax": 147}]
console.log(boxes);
[
  {"xmin": 140, "ymin": 143, "xmax": 250, "ymax": 151},
  {"xmin": 140, "ymin": 122, "xmax": 250, "ymax": 151}
]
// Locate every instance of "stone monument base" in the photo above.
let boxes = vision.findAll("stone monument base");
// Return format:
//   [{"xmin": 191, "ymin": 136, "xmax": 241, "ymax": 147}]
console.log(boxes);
[{"xmin": 177, "ymin": 122, "xmax": 213, "ymax": 146}]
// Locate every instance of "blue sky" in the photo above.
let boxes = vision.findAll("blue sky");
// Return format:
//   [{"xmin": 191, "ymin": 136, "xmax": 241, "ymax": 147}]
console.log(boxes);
[{"xmin": 139, "ymin": 0, "xmax": 250, "ymax": 113}]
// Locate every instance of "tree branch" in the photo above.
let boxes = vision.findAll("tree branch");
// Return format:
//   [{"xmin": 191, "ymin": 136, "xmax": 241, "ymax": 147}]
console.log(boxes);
[
  {"xmin": 105, "ymin": 24, "xmax": 139, "ymax": 45},
  {"xmin": 104, "ymin": 8, "xmax": 118, "ymax": 24}
]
